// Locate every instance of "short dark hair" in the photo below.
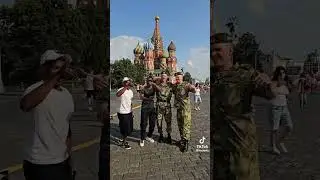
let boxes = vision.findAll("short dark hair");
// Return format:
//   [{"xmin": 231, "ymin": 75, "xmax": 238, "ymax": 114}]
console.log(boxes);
[
  {"xmin": 174, "ymin": 72, "xmax": 183, "ymax": 76},
  {"xmin": 161, "ymin": 71, "xmax": 167, "ymax": 75}
]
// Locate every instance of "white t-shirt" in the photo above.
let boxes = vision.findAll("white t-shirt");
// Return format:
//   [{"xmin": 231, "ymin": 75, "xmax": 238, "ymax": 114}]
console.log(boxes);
[
  {"xmin": 271, "ymin": 85, "xmax": 289, "ymax": 106},
  {"xmin": 23, "ymin": 81, "xmax": 74, "ymax": 164},
  {"xmin": 84, "ymin": 75, "xmax": 94, "ymax": 90},
  {"xmin": 195, "ymin": 88, "xmax": 201, "ymax": 96},
  {"xmin": 117, "ymin": 87, "xmax": 133, "ymax": 114}
]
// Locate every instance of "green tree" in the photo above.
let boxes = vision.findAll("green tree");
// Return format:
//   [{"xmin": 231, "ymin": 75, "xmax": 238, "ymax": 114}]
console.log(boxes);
[
  {"xmin": 205, "ymin": 77, "xmax": 209, "ymax": 85},
  {"xmin": 0, "ymin": 0, "xmax": 107, "ymax": 84},
  {"xmin": 183, "ymin": 72, "xmax": 192, "ymax": 83},
  {"xmin": 111, "ymin": 58, "xmax": 146, "ymax": 88}
]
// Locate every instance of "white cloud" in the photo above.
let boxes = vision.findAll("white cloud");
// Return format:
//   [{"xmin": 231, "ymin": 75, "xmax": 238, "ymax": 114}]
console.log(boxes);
[
  {"xmin": 110, "ymin": 35, "xmax": 145, "ymax": 62},
  {"xmin": 247, "ymin": 0, "xmax": 266, "ymax": 15},
  {"xmin": 182, "ymin": 47, "xmax": 210, "ymax": 81}
]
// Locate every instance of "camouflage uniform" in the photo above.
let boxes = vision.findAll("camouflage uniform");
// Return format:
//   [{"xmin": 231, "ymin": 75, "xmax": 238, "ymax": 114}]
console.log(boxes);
[
  {"xmin": 156, "ymin": 83, "xmax": 173, "ymax": 135},
  {"xmin": 212, "ymin": 64, "xmax": 274, "ymax": 180},
  {"xmin": 172, "ymin": 81, "xmax": 192, "ymax": 140}
]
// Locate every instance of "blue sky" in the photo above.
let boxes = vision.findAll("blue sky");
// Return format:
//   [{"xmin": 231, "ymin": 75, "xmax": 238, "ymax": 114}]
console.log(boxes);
[{"xmin": 110, "ymin": 0, "xmax": 210, "ymax": 80}]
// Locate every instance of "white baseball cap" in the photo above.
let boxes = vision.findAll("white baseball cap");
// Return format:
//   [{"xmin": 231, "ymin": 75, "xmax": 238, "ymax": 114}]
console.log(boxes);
[
  {"xmin": 40, "ymin": 50, "xmax": 72, "ymax": 65},
  {"xmin": 122, "ymin": 77, "xmax": 130, "ymax": 82}
]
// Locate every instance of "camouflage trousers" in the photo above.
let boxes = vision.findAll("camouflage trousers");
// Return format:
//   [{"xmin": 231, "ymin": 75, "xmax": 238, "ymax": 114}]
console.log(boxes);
[
  {"xmin": 214, "ymin": 125, "xmax": 260, "ymax": 180},
  {"xmin": 176, "ymin": 105, "xmax": 192, "ymax": 140},
  {"xmin": 214, "ymin": 149, "xmax": 260, "ymax": 180},
  {"xmin": 156, "ymin": 103, "xmax": 172, "ymax": 135}
]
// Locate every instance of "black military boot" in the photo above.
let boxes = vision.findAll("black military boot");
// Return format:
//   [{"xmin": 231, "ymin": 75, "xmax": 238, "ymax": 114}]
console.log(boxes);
[
  {"xmin": 180, "ymin": 139, "xmax": 187, "ymax": 152},
  {"xmin": 166, "ymin": 134, "xmax": 172, "ymax": 144},
  {"xmin": 159, "ymin": 134, "xmax": 164, "ymax": 143},
  {"xmin": 184, "ymin": 140, "xmax": 189, "ymax": 152}
]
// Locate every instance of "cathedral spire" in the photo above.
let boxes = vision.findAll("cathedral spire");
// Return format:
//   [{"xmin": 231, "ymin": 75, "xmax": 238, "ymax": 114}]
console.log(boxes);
[{"xmin": 151, "ymin": 16, "xmax": 163, "ymax": 58}]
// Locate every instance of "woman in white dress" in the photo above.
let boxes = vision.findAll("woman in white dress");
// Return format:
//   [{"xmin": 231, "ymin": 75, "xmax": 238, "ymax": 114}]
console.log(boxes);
[{"xmin": 194, "ymin": 83, "xmax": 202, "ymax": 110}]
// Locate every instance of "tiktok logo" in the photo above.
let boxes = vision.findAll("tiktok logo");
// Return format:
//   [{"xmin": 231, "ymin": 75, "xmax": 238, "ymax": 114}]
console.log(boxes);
[
  {"xmin": 199, "ymin": 136, "xmax": 206, "ymax": 144},
  {"xmin": 196, "ymin": 136, "xmax": 209, "ymax": 152}
]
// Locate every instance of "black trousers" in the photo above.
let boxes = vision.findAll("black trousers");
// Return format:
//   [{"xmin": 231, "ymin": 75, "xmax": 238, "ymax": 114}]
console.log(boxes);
[
  {"xmin": 140, "ymin": 108, "xmax": 156, "ymax": 140},
  {"xmin": 23, "ymin": 158, "xmax": 72, "ymax": 180},
  {"xmin": 118, "ymin": 112, "xmax": 133, "ymax": 137}
]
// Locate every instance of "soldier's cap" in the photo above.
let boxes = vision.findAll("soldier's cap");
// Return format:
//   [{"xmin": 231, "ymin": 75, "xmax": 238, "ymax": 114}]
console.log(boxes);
[
  {"xmin": 212, "ymin": 33, "xmax": 233, "ymax": 44},
  {"xmin": 161, "ymin": 71, "xmax": 167, "ymax": 75},
  {"xmin": 174, "ymin": 72, "xmax": 183, "ymax": 76},
  {"xmin": 147, "ymin": 76, "xmax": 153, "ymax": 81}
]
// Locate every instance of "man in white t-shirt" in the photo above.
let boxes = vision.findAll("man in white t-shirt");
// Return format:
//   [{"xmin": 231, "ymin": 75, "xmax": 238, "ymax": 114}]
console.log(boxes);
[
  {"xmin": 116, "ymin": 77, "xmax": 134, "ymax": 150},
  {"xmin": 84, "ymin": 68, "xmax": 95, "ymax": 111},
  {"xmin": 20, "ymin": 50, "xmax": 108, "ymax": 180},
  {"xmin": 20, "ymin": 50, "xmax": 74, "ymax": 180}
]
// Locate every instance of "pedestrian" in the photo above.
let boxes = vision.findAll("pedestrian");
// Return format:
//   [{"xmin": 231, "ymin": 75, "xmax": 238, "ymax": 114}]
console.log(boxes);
[
  {"xmin": 139, "ymin": 76, "xmax": 156, "ymax": 147},
  {"xmin": 270, "ymin": 66, "xmax": 293, "ymax": 154},
  {"xmin": 19, "ymin": 50, "xmax": 107, "ymax": 180},
  {"xmin": 212, "ymin": 33, "xmax": 275, "ymax": 180},
  {"xmin": 194, "ymin": 83, "xmax": 202, "ymax": 110},
  {"xmin": 116, "ymin": 77, "xmax": 134, "ymax": 150},
  {"xmin": 19, "ymin": 50, "xmax": 75, "ymax": 180},
  {"xmin": 172, "ymin": 71, "xmax": 196, "ymax": 152},
  {"xmin": 152, "ymin": 71, "xmax": 173, "ymax": 144},
  {"xmin": 297, "ymin": 73, "xmax": 308, "ymax": 109},
  {"xmin": 84, "ymin": 68, "xmax": 95, "ymax": 111}
]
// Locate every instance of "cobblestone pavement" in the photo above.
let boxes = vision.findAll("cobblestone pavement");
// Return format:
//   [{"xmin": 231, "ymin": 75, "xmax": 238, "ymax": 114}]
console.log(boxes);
[
  {"xmin": 110, "ymin": 92, "xmax": 210, "ymax": 180},
  {"xmin": 254, "ymin": 93, "xmax": 320, "ymax": 180}
]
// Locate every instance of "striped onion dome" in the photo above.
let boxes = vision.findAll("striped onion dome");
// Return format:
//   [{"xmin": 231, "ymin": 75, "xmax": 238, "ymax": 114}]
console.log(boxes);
[
  {"xmin": 167, "ymin": 41, "xmax": 176, "ymax": 51},
  {"xmin": 162, "ymin": 49, "xmax": 169, "ymax": 58},
  {"xmin": 144, "ymin": 39, "xmax": 154, "ymax": 51},
  {"xmin": 133, "ymin": 42, "xmax": 144, "ymax": 54}
]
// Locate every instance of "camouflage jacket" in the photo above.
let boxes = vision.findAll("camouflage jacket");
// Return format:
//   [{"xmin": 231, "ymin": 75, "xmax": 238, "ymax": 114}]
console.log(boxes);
[
  {"xmin": 212, "ymin": 64, "xmax": 274, "ymax": 151},
  {"xmin": 172, "ymin": 81, "xmax": 191, "ymax": 109},
  {"xmin": 156, "ymin": 83, "xmax": 173, "ymax": 106}
]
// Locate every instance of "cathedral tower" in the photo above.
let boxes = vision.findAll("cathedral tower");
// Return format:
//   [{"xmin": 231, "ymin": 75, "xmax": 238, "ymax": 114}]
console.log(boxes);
[
  {"xmin": 151, "ymin": 16, "xmax": 164, "ymax": 59},
  {"xmin": 133, "ymin": 42, "xmax": 144, "ymax": 64},
  {"xmin": 144, "ymin": 40, "xmax": 154, "ymax": 72}
]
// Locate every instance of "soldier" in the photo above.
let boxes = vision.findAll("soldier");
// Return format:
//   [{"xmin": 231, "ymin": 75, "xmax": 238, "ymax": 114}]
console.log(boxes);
[
  {"xmin": 172, "ymin": 72, "xmax": 196, "ymax": 152},
  {"xmin": 212, "ymin": 33, "xmax": 275, "ymax": 180},
  {"xmin": 151, "ymin": 71, "xmax": 173, "ymax": 143}
]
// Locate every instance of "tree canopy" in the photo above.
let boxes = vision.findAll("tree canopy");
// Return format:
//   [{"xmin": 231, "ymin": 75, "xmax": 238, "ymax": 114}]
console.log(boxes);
[
  {"xmin": 0, "ymin": 0, "xmax": 107, "ymax": 84},
  {"xmin": 110, "ymin": 58, "xmax": 146, "ymax": 88},
  {"xmin": 183, "ymin": 72, "xmax": 192, "ymax": 83}
]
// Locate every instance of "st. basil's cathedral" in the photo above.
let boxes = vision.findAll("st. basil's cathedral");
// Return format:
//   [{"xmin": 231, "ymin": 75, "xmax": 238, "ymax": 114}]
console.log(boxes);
[{"xmin": 133, "ymin": 16, "xmax": 178, "ymax": 76}]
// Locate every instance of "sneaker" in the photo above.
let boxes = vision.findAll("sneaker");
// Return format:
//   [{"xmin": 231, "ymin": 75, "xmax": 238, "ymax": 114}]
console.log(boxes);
[
  {"xmin": 159, "ymin": 135, "xmax": 164, "ymax": 143},
  {"xmin": 166, "ymin": 135, "xmax": 172, "ymax": 144},
  {"xmin": 279, "ymin": 143, "xmax": 288, "ymax": 153},
  {"xmin": 272, "ymin": 146, "xmax": 280, "ymax": 155},
  {"xmin": 146, "ymin": 137, "xmax": 155, "ymax": 143},
  {"xmin": 139, "ymin": 140, "xmax": 145, "ymax": 147},
  {"xmin": 198, "ymin": 107, "xmax": 201, "ymax": 110},
  {"xmin": 124, "ymin": 142, "xmax": 131, "ymax": 150}
]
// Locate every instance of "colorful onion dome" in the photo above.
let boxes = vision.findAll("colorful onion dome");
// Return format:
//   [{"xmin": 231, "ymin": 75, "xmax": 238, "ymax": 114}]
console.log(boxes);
[
  {"xmin": 144, "ymin": 39, "xmax": 154, "ymax": 51},
  {"xmin": 162, "ymin": 49, "xmax": 169, "ymax": 58},
  {"xmin": 167, "ymin": 41, "xmax": 176, "ymax": 51},
  {"xmin": 133, "ymin": 42, "xmax": 144, "ymax": 54}
]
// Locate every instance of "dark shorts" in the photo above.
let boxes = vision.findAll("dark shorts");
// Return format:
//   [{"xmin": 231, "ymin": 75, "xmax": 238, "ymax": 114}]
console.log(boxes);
[
  {"xmin": 86, "ymin": 90, "xmax": 95, "ymax": 98},
  {"xmin": 23, "ymin": 158, "xmax": 73, "ymax": 180},
  {"xmin": 117, "ymin": 112, "xmax": 133, "ymax": 137}
]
